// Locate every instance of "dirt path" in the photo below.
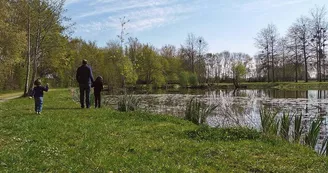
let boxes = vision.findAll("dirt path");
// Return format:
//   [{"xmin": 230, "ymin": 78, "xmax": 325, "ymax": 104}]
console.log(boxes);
[
  {"xmin": 0, "ymin": 89, "xmax": 69, "ymax": 103},
  {"xmin": 0, "ymin": 92, "xmax": 22, "ymax": 103}
]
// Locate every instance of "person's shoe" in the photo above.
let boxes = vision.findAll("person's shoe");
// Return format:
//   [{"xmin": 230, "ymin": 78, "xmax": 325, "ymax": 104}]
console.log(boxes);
[
  {"xmin": 38, "ymin": 112, "xmax": 41, "ymax": 115},
  {"xmin": 36, "ymin": 112, "xmax": 39, "ymax": 115}
]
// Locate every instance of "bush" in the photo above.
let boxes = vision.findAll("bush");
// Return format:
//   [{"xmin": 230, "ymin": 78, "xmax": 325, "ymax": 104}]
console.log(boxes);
[
  {"xmin": 179, "ymin": 71, "xmax": 189, "ymax": 87},
  {"xmin": 189, "ymin": 73, "xmax": 198, "ymax": 86}
]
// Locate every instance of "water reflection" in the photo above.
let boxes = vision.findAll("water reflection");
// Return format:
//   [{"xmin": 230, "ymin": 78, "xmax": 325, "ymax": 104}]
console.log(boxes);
[{"xmin": 104, "ymin": 89, "xmax": 328, "ymax": 149}]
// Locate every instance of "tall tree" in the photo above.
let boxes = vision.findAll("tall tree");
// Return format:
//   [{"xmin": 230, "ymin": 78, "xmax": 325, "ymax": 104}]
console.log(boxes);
[
  {"xmin": 255, "ymin": 24, "xmax": 279, "ymax": 82},
  {"xmin": 278, "ymin": 37, "xmax": 288, "ymax": 81},
  {"xmin": 287, "ymin": 25, "xmax": 302, "ymax": 82},
  {"xmin": 309, "ymin": 6, "xmax": 328, "ymax": 82}
]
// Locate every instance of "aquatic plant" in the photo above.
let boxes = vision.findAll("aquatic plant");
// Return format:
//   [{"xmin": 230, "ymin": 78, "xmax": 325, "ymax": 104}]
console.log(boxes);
[
  {"xmin": 304, "ymin": 118, "xmax": 323, "ymax": 149},
  {"xmin": 118, "ymin": 94, "xmax": 140, "ymax": 112},
  {"xmin": 280, "ymin": 112, "xmax": 291, "ymax": 141},
  {"xmin": 293, "ymin": 113, "xmax": 303, "ymax": 143},
  {"xmin": 185, "ymin": 97, "xmax": 218, "ymax": 125},
  {"xmin": 259, "ymin": 107, "xmax": 279, "ymax": 135},
  {"xmin": 320, "ymin": 137, "xmax": 328, "ymax": 156}
]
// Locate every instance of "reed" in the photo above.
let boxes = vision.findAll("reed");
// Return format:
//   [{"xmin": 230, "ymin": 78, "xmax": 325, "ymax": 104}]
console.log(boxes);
[
  {"xmin": 185, "ymin": 97, "xmax": 217, "ymax": 125},
  {"xmin": 320, "ymin": 137, "xmax": 328, "ymax": 156},
  {"xmin": 304, "ymin": 118, "xmax": 323, "ymax": 149},
  {"xmin": 118, "ymin": 94, "xmax": 140, "ymax": 112},
  {"xmin": 293, "ymin": 113, "xmax": 303, "ymax": 143},
  {"xmin": 259, "ymin": 107, "xmax": 279, "ymax": 135},
  {"xmin": 280, "ymin": 112, "xmax": 291, "ymax": 141}
]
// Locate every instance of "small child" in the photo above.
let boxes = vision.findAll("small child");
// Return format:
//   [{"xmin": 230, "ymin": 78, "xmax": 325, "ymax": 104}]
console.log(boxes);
[
  {"xmin": 93, "ymin": 76, "xmax": 103, "ymax": 108},
  {"xmin": 30, "ymin": 79, "xmax": 49, "ymax": 114}
]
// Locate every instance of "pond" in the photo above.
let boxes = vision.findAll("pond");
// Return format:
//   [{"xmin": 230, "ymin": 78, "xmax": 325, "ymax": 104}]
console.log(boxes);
[{"xmin": 104, "ymin": 89, "xmax": 328, "ymax": 150}]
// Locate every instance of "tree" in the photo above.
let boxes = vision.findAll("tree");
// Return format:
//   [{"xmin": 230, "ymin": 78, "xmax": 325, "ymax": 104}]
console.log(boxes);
[
  {"xmin": 232, "ymin": 61, "xmax": 246, "ymax": 88},
  {"xmin": 291, "ymin": 16, "xmax": 312, "ymax": 82},
  {"xmin": 255, "ymin": 24, "xmax": 279, "ymax": 82},
  {"xmin": 0, "ymin": 0, "xmax": 26, "ymax": 90},
  {"xmin": 309, "ymin": 6, "xmax": 328, "ymax": 82},
  {"xmin": 287, "ymin": 24, "xmax": 302, "ymax": 82},
  {"xmin": 277, "ymin": 37, "xmax": 288, "ymax": 81},
  {"xmin": 180, "ymin": 33, "xmax": 208, "ymax": 76}
]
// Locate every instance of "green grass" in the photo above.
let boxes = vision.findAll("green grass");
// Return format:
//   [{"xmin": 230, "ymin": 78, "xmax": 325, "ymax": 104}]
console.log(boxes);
[{"xmin": 0, "ymin": 90, "xmax": 327, "ymax": 172}]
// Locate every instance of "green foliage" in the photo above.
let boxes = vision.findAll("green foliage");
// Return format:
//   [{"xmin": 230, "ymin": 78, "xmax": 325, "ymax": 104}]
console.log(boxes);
[
  {"xmin": 232, "ymin": 61, "xmax": 247, "ymax": 87},
  {"xmin": 117, "ymin": 94, "xmax": 140, "ymax": 112},
  {"xmin": 179, "ymin": 71, "xmax": 189, "ymax": 87},
  {"xmin": 189, "ymin": 73, "xmax": 198, "ymax": 86},
  {"xmin": 305, "ymin": 118, "xmax": 323, "ymax": 149},
  {"xmin": 185, "ymin": 97, "xmax": 217, "ymax": 125}
]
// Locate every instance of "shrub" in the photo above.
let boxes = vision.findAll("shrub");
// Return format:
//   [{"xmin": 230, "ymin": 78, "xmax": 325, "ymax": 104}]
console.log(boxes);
[
  {"xmin": 179, "ymin": 71, "xmax": 189, "ymax": 87},
  {"xmin": 189, "ymin": 73, "xmax": 198, "ymax": 86}
]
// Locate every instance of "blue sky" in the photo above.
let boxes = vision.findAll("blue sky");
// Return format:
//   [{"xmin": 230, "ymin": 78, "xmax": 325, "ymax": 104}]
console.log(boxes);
[{"xmin": 64, "ymin": 0, "xmax": 328, "ymax": 56}]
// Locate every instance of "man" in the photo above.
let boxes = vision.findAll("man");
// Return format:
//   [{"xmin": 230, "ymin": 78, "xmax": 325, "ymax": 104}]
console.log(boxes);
[{"xmin": 76, "ymin": 59, "xmax": 94, "ymax": 108}]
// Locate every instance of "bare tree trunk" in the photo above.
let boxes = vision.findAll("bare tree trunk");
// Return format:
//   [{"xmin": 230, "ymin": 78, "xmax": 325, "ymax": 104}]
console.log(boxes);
[
  {"xmin": 303, "ymin": 44, "xmax": 308, "ymax": 82},
  {"xmin": 282, "ymin": 51, "xmax": 285, "ymax": 81},
  {"xmin": 24, "ymin": 5, "xmax": 31, "ymax": 96},
  {"xmin": 29, "ymin": 2, "xmax": 41, "ymax": 90},
  {"xmin": 271, "ymin": 45, "xmax": 274, "ymax": 82},
  {"xmin": 295, "ymin": 39, "xmax": 298, "ymax": 83},
  {"xmin": 267, "ymin": 51, "xmax": 270, "ymax": 83}
]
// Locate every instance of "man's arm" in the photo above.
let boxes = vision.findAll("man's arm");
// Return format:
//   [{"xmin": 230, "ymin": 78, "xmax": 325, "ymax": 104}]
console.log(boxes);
[
  {"xmin": 89, "ymin": 66, "xmax": 94, "ymax": 83},
  {"xmin": 76, "ymin": 67, "xmax": 80, "ymax": 83}
]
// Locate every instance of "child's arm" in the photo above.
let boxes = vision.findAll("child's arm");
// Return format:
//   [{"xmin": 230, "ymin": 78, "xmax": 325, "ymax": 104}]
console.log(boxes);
[
  {"xmin": 43, "ymin": 84, "xmax": 49, "ymax": 92},
  {"xmin": 29, "ymin": 88, "xmax": 35, "ymax": 98}
]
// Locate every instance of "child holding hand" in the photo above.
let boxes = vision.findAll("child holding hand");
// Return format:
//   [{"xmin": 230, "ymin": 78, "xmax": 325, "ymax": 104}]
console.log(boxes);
[{"xmin": 93, "ymin": 76, "xmax": 103, "ymax": 108}]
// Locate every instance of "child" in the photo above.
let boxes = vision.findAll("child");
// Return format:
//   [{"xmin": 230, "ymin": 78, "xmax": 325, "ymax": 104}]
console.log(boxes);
[
  {"xmin": 30, "ymin": 79, "xmax": 49, "ymax": 114},
  {"xmin": 93, "ymin": 76, "xmax": 103, "ymax": 108}
]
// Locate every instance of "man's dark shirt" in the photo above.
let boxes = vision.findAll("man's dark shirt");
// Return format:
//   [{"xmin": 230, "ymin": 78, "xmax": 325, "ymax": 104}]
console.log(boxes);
[{"xmin": 76, "ymin": 65, "xmax": 94, "ymax": 85}]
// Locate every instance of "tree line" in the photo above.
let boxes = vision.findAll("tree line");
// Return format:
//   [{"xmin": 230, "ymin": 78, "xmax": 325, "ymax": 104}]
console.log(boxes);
[
  {"xmin": 0, "ymin": 1, "xmax": 327, "ymax": 93},
  {"xmin": 255, "ymin": 6, "xmax": 328, "ymax": 83}
]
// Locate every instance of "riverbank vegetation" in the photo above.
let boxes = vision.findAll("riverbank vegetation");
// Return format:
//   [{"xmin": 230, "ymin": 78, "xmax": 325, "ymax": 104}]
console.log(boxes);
[
  {"xmin": 1, "ymin": 1, "xmax": 328, "ymax": 92},
  {"xmin": 1, "ymin": 90, "xmax": 328, "ymax": 172}
]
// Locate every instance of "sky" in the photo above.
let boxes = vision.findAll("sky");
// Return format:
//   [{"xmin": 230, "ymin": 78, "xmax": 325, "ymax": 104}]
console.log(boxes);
[{"xmin": 64, "ymin": 0, "xmax": 328, "ymax": 56}]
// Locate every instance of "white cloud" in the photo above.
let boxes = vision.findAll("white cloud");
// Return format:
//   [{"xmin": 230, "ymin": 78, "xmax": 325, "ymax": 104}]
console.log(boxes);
[
  {"xmin": 236, "ymin": 0, "xmax": 311, "ymax": 12},
  {"xmin": 65, "ymin": 0, "xmax": 81, "ymax": 6},
  {"xmin": 74, "ymin": 0, "xmax": 204, "ymax": 33}
]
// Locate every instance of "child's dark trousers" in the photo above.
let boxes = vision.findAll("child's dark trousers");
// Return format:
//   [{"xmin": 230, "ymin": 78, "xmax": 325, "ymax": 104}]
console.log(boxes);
[{"xmin": 94, "ymin": 93, "xmax": 101, "ymax": 108}]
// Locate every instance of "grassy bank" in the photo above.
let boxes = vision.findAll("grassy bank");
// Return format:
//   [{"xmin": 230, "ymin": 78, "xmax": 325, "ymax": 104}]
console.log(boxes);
[{"xmin": 0, "ymin": 90, "xmax": 327, "ymax": 172}]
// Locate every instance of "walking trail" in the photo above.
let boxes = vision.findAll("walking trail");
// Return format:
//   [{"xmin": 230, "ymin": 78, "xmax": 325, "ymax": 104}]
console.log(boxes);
[
  {"xmin": 0, "ymin": 92, "xmax": 22, "ymax": 103},
  {"xmin": 0, "ymin": 89, "xmax": 67, "ymax": 103}
]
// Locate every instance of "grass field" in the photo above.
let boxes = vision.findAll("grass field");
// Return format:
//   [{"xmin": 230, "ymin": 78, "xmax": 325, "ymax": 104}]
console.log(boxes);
[{"xmin": 0, "ymin": 89, "xmax": 327, "ymax": 172}]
